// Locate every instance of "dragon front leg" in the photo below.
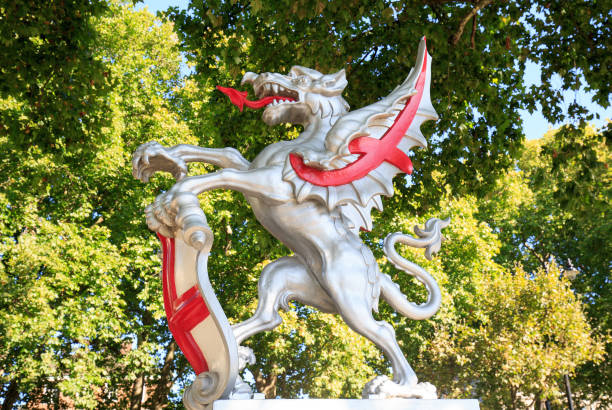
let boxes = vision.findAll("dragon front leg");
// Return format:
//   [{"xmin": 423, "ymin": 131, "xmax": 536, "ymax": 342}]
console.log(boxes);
[
  {"xmin": 133, "ymin": 142, "xmax": 251, "ymax": 182},
  {"xmin": 146, "ymin": 166, "xmax": 293, "ymax": 243},
  {"xmin": 170, "ymin": 144, "xmax": 251, "ymax": 170}
]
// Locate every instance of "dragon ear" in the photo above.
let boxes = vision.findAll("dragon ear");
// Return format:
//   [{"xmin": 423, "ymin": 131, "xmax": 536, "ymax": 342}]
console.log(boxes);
[
  {"xmin": 322, "ymin": 69, "xmax": 347, "ymax": 94},
  {"xmin": 332, "ymin": 69, "xmax": 347, "ymax": 90},
  {"xmin": 334, "ymin": 69, "xmax": 346, "ymax": 82}
]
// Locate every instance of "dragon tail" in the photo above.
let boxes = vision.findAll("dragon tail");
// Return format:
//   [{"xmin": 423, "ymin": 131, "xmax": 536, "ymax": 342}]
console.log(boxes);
[{"xmin": 380, "ymin": 217, "xmax": 450, "ymax": 321}]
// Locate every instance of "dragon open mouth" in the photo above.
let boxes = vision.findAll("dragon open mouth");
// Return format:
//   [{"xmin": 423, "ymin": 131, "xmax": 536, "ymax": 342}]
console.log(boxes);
[
  {"xmin": 255, "ymin": 82, "xmax": 299, "ymax": 109},
  {"xmin": 255, "ymin": 82, "xmax": 299, "ymax": 102}
]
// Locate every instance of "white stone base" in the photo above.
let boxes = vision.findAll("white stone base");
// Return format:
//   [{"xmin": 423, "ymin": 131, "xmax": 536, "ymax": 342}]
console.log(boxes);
[{"xmin": 212, "ymin": 399, "xmax": 479, "ymax": 410}]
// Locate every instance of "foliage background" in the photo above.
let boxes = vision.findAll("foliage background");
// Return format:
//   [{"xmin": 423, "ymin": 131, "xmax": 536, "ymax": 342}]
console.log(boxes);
[{"xmin": 0, "ymin": 0, "xmax": 609, "ymax": 409}]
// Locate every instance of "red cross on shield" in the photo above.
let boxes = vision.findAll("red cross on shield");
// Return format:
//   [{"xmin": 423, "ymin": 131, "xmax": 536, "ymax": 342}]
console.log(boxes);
[{"xmin": 157, "ymin": 233, "xmax": 238, "ymax": 402}]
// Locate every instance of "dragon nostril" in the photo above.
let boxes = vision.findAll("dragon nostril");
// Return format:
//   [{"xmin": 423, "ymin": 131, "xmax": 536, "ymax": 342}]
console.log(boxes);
[{"xmin": 241, "ymin": 71, "xmax": 259, "ymax": 86}]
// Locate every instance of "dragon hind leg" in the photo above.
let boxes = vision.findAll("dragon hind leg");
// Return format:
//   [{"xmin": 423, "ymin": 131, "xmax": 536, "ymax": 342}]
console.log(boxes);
[
  {"xmin": 232, "ymin": 256, "xmax": 335, "ymax": 345},
  {"xmin": 322, "ymin": 254, "xmax": 438, "ymax": 399},
  {"xmin": 319, "ymin": 248, "xmax": 418, "ymax": 387},
  {"xmin": 330, "ymin": 287, "xmax": 437, "ymax": 399},
  {"xmin": 334, "ymin": 292, "xmax": 418, "ymax": 386}
]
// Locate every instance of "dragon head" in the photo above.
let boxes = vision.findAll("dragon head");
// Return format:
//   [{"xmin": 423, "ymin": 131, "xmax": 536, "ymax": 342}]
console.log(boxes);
[{"xmin": 241, "ymin": 66, "xmax": 349, "ymax": 126}]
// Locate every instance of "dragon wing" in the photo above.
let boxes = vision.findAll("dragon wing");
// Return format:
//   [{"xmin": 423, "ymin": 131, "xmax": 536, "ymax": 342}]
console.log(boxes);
[{"xmin": 282, "ymin": 37, "xmax": 438, "ymax": 232}]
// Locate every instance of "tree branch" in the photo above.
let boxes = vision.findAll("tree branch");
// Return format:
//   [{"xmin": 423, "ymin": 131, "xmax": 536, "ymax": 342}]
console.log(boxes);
[
  {"xmin": 255, "ymin": 366, "xmax": 278, "ymax": 399},
  {"xmin": 423, "ymin": 0, "xmax": 462, "ymax": 5},
  {"xmin": 470, "ymin": 12, "xmax": 477, "ymax": 49},
  {"xmin": 346, "ymin": 46, "xmax": 379, "ymax": 82},
  {"xmin": 151, "ymin": 340, "xmax": 177, "ymax": 410},
  {"xmin": 522, "ymin": 240, "xmax": 547, "ymax": 271},
  {"xmin": 129, "ymin": 373, "xmax": 145, "ymax": 410},
  {"xmin": 450, "ymin": 0, "xmax": 493, "ymax": 46}
]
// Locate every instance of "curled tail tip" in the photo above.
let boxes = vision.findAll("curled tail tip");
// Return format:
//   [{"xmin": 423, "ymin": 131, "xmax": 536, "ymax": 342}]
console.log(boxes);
[
  {"xmin": 384, "ymin": 216, "xmax": 450, "ymax": 261},
  {"xmin": 422, "ymin": 216, "xmax": 451, "ymax": 230},
  {"xmin": 440, "ymin": 216, "xmax": 451, "ymax": 228},
  {"xmin": 380, "ymin": 217, "xmax": 449, "ymax": 320}
]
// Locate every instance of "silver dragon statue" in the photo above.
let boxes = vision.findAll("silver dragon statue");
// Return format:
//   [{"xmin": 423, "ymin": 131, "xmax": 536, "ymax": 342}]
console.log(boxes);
[{"xmin": 133, "ymin": 38, "xmax": 450, "ymax": 408}]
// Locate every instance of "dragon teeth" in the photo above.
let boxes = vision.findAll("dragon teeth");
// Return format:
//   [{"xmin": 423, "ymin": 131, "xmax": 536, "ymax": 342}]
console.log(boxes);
[{"xmin": 267, "ymin": 99, "xmax": 297, "ymax": 108}]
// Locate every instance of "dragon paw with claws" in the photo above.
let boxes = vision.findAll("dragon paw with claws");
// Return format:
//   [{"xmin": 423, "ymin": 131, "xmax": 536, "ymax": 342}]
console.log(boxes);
[
  {"xmin": 132, "ymin": 141, "xmax": 188, "ymax": 182},
  {"xmin": 146, "ymin": 190, "xmax": 212, "ymax": 252}
]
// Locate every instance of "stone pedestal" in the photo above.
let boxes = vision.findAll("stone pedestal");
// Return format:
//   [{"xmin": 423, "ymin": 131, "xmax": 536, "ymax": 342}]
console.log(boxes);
[{"xmin": 212, "ymin": 399, "xmax": 480, "ymax": 410}]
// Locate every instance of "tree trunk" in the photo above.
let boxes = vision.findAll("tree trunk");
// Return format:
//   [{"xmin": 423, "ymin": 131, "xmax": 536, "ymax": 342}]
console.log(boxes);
[
  {"xmin": 130, "ymin": 373, "xmax": 145, "ymax": 410},
  {"xmin": 509, "ymin": 387, "xmax": 517, "ymax": 410},
  {"xmin": 1, "ymin": 380, "xmax": 19, "ymax": 410},
  {"xmin": 150, "ymin": 340, "xmax": 177, "ymax": 410},
  {"xmin": 534, "ymin": 395, "xmax": 547, "ymax": 410},
  {"xmin": 130, "ymin": 311, "xmax": 153, "ymax": 410},
  {"xmin": 52, "ymin": 386, "xmax": 61, "ymax": 410},
  {"xmin": 564, "ymin": 374, "xmax": 575, "ymax": 410},
  {"xmin": 255, "ymin": 367, "xmax": 278, "ymax": 399}
]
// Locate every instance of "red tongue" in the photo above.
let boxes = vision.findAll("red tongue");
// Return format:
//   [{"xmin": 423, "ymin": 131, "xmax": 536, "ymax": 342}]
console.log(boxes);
[{"xmin": 216, "ymin": 86, "xmax": 295, "ymax": 111}]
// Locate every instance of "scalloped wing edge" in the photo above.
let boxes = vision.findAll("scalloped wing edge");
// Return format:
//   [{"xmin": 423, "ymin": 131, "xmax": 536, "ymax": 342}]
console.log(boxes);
[
  {"xmin": 282, "ymin": 38, "xmax": 438, "ymax": 232},
  {"xmin": 324, "ymin": 38, "xmax": 437, "ymax": 159}
]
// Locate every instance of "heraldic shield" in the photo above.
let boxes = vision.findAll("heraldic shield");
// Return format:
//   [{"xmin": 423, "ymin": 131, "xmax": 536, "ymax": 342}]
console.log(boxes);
[{"xmin": 154, "ymin": 193, "xmax": 238, "ymax": 407}]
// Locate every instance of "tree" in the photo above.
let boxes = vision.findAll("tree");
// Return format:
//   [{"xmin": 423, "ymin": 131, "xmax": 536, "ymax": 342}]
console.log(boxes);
[
  {"xmin": 476, "ymin": 122, "xmax": 612, "ymax": 407},
  {"xmin": 1, "ymin": 2, "xmax": 196, "ymax": 408},
  {"xmin": 1, "ymin": 0, "xmax": 112, "ymax": 407},
  {"xmin": 427, "ymin": 262, "xmax": 603, "ymax": 409},
  {"xmin": 0, "ymin": 0, "xmax": 110, "ymax": 159}
]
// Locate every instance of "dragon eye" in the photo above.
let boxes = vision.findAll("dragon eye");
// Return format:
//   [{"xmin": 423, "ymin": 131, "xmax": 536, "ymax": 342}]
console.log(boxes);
[{"xmin": 294, "ymin": 76, "xmax": 308, "ymax": 86}]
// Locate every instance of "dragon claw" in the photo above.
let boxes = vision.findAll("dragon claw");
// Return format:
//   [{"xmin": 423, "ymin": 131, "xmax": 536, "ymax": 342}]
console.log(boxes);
[
  {"xmin": 237, "ymin": 345, "xmax": 256, "ymax": 371},
  {"xmin": 132, "ymin": 141, "xmax": 188, "ymax": 183},
  {"xmin": 149, "ymin": 191, "xmax": 176, "ymax": 231}
]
